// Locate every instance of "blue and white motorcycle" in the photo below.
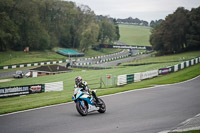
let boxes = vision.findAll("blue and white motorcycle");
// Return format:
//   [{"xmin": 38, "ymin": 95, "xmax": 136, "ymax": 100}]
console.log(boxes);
[{"xmin": 72, "ymin": 88, "xmax": 106, "ymax": 116}]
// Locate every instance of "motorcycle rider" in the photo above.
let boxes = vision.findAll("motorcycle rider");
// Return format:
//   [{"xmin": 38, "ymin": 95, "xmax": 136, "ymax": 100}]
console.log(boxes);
[{"xmin": 74, "ymin": 76, "xmax": 102, "ymax": 105}]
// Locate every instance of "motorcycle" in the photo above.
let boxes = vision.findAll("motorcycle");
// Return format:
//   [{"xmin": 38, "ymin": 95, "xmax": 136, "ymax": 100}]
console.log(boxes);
[{"xmin": 72, "ymin": 88, "xmax": 106, "ymax": 116}]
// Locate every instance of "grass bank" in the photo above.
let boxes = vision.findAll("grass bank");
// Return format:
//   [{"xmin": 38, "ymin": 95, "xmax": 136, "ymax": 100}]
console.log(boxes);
[
  {"xmin": 0, "ymin": 48, "xmax": 121, "ymax": 66},
  {"xmin": 119, "ymin": 24, "xmax": 151, "ymax": 46},
  {"xmin": 122, "ymin": 51, "xmax": 200, "ymax": 66}
]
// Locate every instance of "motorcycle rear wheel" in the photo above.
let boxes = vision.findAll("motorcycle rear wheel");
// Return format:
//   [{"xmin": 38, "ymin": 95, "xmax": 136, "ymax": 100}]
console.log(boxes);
[{"xmin": 76, "ymin": 101, "xmax": 88, "ymax": 116}]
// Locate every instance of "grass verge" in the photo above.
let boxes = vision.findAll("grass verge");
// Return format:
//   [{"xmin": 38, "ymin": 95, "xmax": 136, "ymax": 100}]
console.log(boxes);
[
  {"xmin": 0, "ymin": 62, "xmax": 199, "ymax": 115},
  {"xmin": 122, "ymin": 51, "xmax": 200, "ymax": 66}
]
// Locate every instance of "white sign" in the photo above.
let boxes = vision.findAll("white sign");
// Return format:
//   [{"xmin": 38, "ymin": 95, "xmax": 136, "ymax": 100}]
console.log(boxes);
[
  {"xmin": 140, "ymin": 70, "xmax": 158, "ymax": 80},
  {"xmin": 45, "ymin": 81, "xmax": 63, "ymax": 92}
]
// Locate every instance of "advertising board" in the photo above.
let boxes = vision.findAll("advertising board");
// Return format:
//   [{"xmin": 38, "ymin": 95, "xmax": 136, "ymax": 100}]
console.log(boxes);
[
  {"xmin": 140, "ymin": 70, "xmax": 158, "ymax": 80},
  {"xmin": 0, "ymin": 84, "xmax": 44, "ymax": 98},
  {"xmin": 158, "ymin": 68, "xmax": 171, "ymax": 75},
  {"xmin": 0, "ymin": 86, "xmax": 29, "ymax": 98},
  {"xmin": 99, "ymin": 44, "xmax": 152, "ymax": 50}
]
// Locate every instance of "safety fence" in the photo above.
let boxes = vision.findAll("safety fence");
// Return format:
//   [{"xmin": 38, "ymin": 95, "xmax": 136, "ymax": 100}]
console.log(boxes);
[
  {"xmin": 0, "ymin": 81, "xmax": 63, "ymax": 98},
  {"xmin": 117, "ymin": 56, "xmax": 200, "ymax": 86},
  {"xmin": 86, "ymin": 74, "xmax": 117, "ymax": 89}
]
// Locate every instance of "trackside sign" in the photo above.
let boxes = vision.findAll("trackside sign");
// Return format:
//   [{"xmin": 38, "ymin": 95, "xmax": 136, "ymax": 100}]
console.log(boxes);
[
  {"xmin": 0, "ymin": 84, "xmax": 44, "ymax": 98},
  {"xmin": 158, "ymin": 67, "xmax": 172, "ymax": 75},
  {"xmin": 99, "ymin": 44, "xmax": 152, "ymax": 50},
  {"xmin": 0, "ymin": 86, "xmax": 29, "ymax": 97}
]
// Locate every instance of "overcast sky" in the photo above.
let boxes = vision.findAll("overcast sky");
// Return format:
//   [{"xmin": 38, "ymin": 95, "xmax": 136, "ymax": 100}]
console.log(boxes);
[{"xmin": 66, "ymin": 0, "xmax": 200, "ymax": 22}]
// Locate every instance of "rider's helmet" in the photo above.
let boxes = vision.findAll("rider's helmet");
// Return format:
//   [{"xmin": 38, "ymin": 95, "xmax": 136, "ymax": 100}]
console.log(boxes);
[{"xmin": 75, "ymin": 76, "xmax": 82, "ymax": 85}]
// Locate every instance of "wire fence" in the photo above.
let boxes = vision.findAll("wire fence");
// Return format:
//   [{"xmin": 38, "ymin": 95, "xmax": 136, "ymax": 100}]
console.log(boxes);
[{"xmin": 87, "ymin": 74, "xmax": 117, "ymax": 89}]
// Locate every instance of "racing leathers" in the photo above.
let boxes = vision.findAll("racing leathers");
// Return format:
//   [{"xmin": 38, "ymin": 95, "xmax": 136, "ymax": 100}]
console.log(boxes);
[{"xmin": 75, "ymin": 81, "xmax": 101, "ymax": 105}]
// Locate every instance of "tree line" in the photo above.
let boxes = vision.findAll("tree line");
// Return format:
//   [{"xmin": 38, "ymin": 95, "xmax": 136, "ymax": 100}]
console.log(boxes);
[
  {"xmin": 150, "ymin": 19, "xmax": 163, "ymax": 28},
  {"xmin": 0, "ymin": 0, "xmax": 119, "ymax": 52},
  {"xmin": 117, "ymin": 17, "xmax": 148, "ymax": 26},
  {"xmin": 150, "ymin": 6, "xmax": 200, "ymax": 55}
]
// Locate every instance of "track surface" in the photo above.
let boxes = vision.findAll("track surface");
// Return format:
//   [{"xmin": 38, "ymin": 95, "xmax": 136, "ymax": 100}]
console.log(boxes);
[
  {"xmin": 94, "ymin": 53, "xmax": 150, "ymax": 67},
  {"xmin": 0, "ymin": 77, "xmax": 200, "ymax": 133}
]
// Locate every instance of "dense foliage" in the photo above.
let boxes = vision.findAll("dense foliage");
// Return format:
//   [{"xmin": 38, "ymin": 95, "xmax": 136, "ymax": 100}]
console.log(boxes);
[
  {"xmin": 150, "ymin": 7, "xmax": 200, "ymax": 55},
  {"xmin": 0, "ymin": 0, "xmax": 119, "ymax": 52}
]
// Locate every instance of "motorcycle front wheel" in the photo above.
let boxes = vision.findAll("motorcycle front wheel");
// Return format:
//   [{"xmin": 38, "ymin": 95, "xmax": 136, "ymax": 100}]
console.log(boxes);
[{"xmin": 76, "ymin": 101, "xmax": 88, "ymax": 116}]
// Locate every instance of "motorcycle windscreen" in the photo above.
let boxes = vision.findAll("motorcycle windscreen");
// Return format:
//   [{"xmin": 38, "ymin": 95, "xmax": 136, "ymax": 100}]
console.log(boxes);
[{"xmin": 74, "ymin": 88, "xmax": 81, "ymax": 95}]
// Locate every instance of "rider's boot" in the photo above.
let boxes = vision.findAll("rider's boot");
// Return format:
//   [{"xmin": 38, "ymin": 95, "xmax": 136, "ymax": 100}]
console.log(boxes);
[{"xmin": 92, "ymin": 91, "xmax": 102, "ymax": 105}]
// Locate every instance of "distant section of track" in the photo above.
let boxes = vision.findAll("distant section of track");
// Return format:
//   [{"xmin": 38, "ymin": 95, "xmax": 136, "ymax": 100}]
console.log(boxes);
[{"xmin": 94, "ymin": 52, "xmax": 151, "ymax": 67}]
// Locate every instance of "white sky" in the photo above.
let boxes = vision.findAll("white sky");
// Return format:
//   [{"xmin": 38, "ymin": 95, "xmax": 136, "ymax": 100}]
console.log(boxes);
[{"xmin": 65, "ymin": 0, "xmax": 200, "ymax": 22}]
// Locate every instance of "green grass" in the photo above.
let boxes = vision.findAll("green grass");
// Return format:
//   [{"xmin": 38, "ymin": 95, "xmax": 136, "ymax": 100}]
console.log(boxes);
[
  {"xmin": 122, "ymin": 51, "xmax": 200, "ymax": 66},
  {"xmin": 1, "ymin": 51, "xmax": 199, "ymax": 89},
  {"xmin": 1, "ymin": 24, "xmax": 199, "ymax": 115},
  {"xmin": 0, "ymin": 51, "xmax": 66, "ymax": 66},
  {"xmin": 0, "ymin": 48, "xmax": 121, "ymax": 66},
  {"xmin": 0, "ymin": 63, "xmax": 175, "ymax": 88},
  {"xmin": 0, "ymin": 24, "xmax": 150, "ymax": 67},
  {"xmin": 0, "ymin": 60, "xmax": 199, "ymax": 115},
  {"xmin": 119, "ymin": 24, "xmax": 151, "ymax": 46},
  {"xmin": 0, "ymin": 50, "xmax": 200, "ymax": 114}
]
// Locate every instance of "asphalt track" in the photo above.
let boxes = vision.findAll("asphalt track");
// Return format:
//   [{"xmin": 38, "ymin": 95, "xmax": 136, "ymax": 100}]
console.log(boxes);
[
  {"xmin": 94, "ymin": 53, "xmax": 150, "ymax": 67},
  {"xmin": 0, "ymin": 76, "xmax": 200, "ymax": 133}
]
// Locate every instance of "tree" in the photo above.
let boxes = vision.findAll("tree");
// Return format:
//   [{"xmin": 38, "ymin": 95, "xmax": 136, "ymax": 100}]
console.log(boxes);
[
  {"xmin": 186, "ymin": 6, "xmax": 200, "ymax": 50},
  {"xmin": 98, "ymin": 17, "xmax": 116, "ymax": 43},
  {"xmin": 0, "ymin": 0, "xmax": 119, "ymax": 52},
  {"xmin": 80, "ymin": 23, "xmax": 99, "ymax": 52},
  {"xmin": 113, "ymin": 19, "xmax": 120, "ymax": 40},
  {"xmin": 0, "ymin": 0, "xmax": 20, "ymax": 51},
  {"xmin": 150, "ymin": 7, "xmax": 190, "ymax": 54},
  {"xmin": 150, "ymin": 19, "xmax": 163, "ymax": 28}
]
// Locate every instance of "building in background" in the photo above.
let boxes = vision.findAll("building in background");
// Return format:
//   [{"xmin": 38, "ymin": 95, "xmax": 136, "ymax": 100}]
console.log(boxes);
[{"xmin": 29, "ymin": 65, "xmax": 71, "ymax": 77}]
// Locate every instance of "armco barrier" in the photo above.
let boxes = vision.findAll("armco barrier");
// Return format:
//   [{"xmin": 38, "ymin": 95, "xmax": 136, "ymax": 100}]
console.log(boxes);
[
  {"xmin": 134, "ymin": 73, "xmax": 141, "ymax": 82},
  {"xmin": 140, "ymin": 70, "xmax": 158, "ymax": 80},
  {"xmin": 174, "ymin": 64, "xmax": 179, "ymax": 72},
  {"xmin": 117, "ymin": 75, "xmax": 127, "ymax": 86},
  {"xmin": 159, "ymin": 67, "xmax": 171, "ymax": 75},
  {"xmin": 117, "ymin": 70, "xmax": 159, "ymax": 85},
  {"xmin": 0, "ymin": 60, "xmax": 68, "ymax": 70},
  {"xmin": 117, "ymin": 56, "xmax": 200, "ymax": 86},
  {"xmin": 127, "ymin": 74, "xmax": 134, "ymax": 84}
]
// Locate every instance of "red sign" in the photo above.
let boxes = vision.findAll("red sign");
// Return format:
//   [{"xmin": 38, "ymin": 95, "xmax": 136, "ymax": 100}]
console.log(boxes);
[
  {"xmin": 107, "ymin": 75, "xmax": 111, "ymax": 79},
  {"xmin": 30, "ymin": 85, "xmax": 42, "ymax": 93}
]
